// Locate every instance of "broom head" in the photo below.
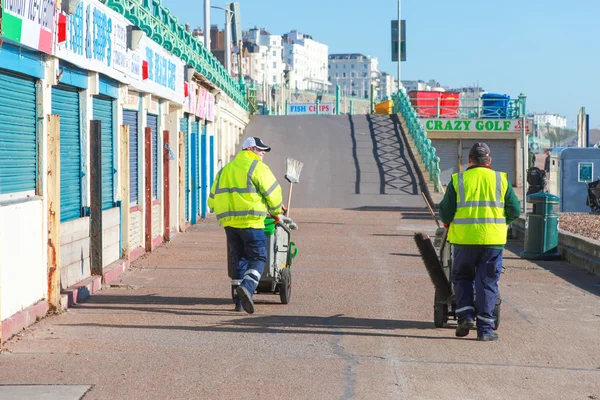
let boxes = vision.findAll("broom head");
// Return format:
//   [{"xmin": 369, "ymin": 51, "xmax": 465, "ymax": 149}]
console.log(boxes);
[
  {"xmin": 413, "ymin": 232, "xmax": 453, "ymax": 302},
  {"xmin": 285, "ymin": 157, "xmax": 304, "ymax": 183}
]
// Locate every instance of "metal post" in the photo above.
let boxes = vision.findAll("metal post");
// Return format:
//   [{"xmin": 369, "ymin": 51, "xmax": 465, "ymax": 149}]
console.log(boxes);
[
  {"xmin": 522, "ymin": 116, "xmax": 527, "ymax": 212},
  {"xmin": 285, "ymin": 99, "xmax": 289, "ymax": 115},
  {"xmin": 204, "ymin": 0, "xmax": 211, "ymax": 51},
  {"xmin": 350, "ymin": 100, "xmax": 354, "ymax": 116},
  {"xmin": 224, "ymin": 10, "xmax": 231, "ymax": 74},
  {"xmin": 90, "ymin": 120, "xmax": 103, "ymax": 276},
  {"xmin": 370, "ymin": 83, "xmax": 375, "ymax": 114},
  {"xmin": 163, "ymin": 130, "xmax": 171, "ymax": 241},
  {"xmin": 316, "ymin": 99, "xmax": 320, "ymax": 116},
  {"xmin": 145, "ymin": 127, "xmax": 153, "ymax": 252},
  {"xmin": 397, "ymin": 0, "xmax": 401, "ymax": 92},
  {"xmin": 336, "ymin": 84, "xmax": 340, "ymax": 115}
]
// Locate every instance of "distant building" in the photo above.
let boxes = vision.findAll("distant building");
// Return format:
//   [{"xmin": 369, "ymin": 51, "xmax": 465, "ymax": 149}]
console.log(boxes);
[
  {"xmin": 242, "ymin": 28, "xmax": 285, "ymax": 87},
  {"xmin": 533, "ymin": 113, "xmax": 568, "ymax": 129},
  {"xmin": 282, "ymin": 30, "xmax": 329, "ymax": 92},
  {"xmin": 328, "ymin": 53, "xmax": 379, "ymax": 98}
]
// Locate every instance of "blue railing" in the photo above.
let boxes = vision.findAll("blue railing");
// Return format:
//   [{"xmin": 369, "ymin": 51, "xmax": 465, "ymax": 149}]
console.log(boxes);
[{"xmin": 392, "ymin": 90, "xmax": 442, "ymax": 192}]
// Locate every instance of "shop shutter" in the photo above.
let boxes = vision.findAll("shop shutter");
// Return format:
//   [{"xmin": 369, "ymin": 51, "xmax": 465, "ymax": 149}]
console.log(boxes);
[
  {"xmin": 201, "ymin": 127, "xmax": 207, "ymax": 217},
  {"xmin": 209, "ymin": 135, "xmax": 215, "ymax": 191},
  {"xmin": 461, "ymin": 139, "xmax": 516, "ymax": 184},
  {"xmin": 93, "ymin": 96, "xmax": 115, "ymax": 210},
  {"xmin": 191, "ymin": 121, "xmax": 200, "ymax": 220},
  {"xmin": 52, "ymin": 85, "xmax": 82, "ymax": 221},
  {"xmin": 180, "ymin": 116, "xmax": 190, "ymax": 221},
  {"xmin": 148, "ymin": 113, "xmax": 159, "ymax": 199},
  {"xmin": 0, "ymin": 70, "xmax": 37, "ymax": 195},
  {"xmin": 431, "ymin": 139, "xmax": 459, "ymax": 185},
  {"xmin": 123, "ymin": 110, "xmax": 139, "ymax": 204}
]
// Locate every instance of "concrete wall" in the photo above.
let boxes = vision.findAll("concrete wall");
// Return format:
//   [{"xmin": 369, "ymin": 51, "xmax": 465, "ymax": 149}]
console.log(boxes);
[
  {"xmin": 152, "ymin": 202, "xmax": 161, "ymax": 239},
  {"xmin": 130, "ymin": 210, "xmax": 143, "ymax": 250},
  {"xmin": 61, "ymin": 217, "xmax": 91, "ymax": 288},
  {"xmin": 102, "ymin": 208, "xmax": 121, "ymax": 267},
  {"xmin": 0, "ymin": 200, "xmax": 46, "ymax": 319}
]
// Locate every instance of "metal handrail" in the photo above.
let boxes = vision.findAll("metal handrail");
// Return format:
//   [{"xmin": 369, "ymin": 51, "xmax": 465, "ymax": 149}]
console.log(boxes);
[{"xmin": 392, "ymin": 90, "xmax": 442, "ymax": 192}]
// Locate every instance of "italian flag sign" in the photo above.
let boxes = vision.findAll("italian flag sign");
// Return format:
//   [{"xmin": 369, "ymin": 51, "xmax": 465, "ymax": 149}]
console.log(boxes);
[{"xmin": 1, "ymin": 0, "xmax": 56, "ymax": 54}]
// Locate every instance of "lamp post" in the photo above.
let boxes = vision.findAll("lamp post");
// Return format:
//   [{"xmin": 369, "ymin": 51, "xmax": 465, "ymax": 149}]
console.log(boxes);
[
  {"xmin": 210, "ymin": 5, "xmax": 235, "ymax": 75},
  {"xmin": 397, "ymin": 0, "xmax": 401, "ymax": 84},
  {"xmin": 204, "ymin": 0, "xmax": 210, "ymax": 51}
]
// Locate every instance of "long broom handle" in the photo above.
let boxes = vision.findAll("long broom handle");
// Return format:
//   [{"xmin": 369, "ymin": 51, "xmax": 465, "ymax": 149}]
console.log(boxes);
[
  {"xmin": 286, "ymin": 182, "xmax": 294, "ymax": 217},
  {"xmin": 421, "ymin": 192, "xmax": 440, "ymax": 228}
]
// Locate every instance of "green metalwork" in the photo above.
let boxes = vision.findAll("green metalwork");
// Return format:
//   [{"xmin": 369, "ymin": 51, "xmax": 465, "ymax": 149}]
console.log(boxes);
[
  {"xmin": 247, "ymin": 83, "xmax": 258, "ymax": 115},
  {"xmin": 102, "ymin": 0, "xmax": 249, "ymax": 111},
  {"xmin": 335, "ymin": 85, "xmax": 340, "ymax": 115},
  {"xmin": 392, "ymin": 90, "xmax": 442, "ymax": 192}
]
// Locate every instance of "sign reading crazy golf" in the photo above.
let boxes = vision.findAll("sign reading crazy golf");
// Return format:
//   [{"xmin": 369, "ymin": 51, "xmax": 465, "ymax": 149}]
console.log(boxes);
[
  {"xmin": 1, "ymin": 0, "xmax": 57, "ymax": 54},
  {"xmin": 422, "ymin": 118, "xmax": 532, "ymax": 134}
]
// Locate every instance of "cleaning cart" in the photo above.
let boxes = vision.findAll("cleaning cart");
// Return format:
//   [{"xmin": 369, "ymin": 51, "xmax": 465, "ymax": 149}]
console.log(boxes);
[
  {"xmin": 415, "ymin": 194, "xmax": 501, "ymax": 330},
  {"xmin": 227, "ymin": 156, "xmax": 304, "ymax": 305},
  {"xmin": 227, "ymin": 216, "xmax": 299, "ymax": 304}
]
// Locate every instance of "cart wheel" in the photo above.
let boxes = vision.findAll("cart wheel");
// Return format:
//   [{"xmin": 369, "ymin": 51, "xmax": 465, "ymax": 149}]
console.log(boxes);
[
  {"xmin": 231, "ymin": 286, "xmax": 237, "ymax": 304},
  {"xmin": 433, "ymin": 294, "xmax": 448, "ymax": 328},
  {"xmin": 279, "ymin": 268, "xmax": 292, "ymax": 304},
  {"xmin": 493, "ymin": 303, "xmax": 500, "ymax": 331}
]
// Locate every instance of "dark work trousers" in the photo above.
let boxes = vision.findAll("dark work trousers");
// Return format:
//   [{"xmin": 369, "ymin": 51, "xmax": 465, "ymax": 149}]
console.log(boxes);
[
  {"xmin": 225, "ymin": 227, "xmax": 267, "ymax": 295},
  {"xmin": 451, "ymin": 245, "xmax": 503, "ymax": 336}
]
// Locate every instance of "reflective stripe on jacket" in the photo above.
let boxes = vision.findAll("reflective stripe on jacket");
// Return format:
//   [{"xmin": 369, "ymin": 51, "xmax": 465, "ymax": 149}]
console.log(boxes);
[
  {"xmin": 208, "ymin": 150, "xmax": 283, "ymax": 229},
  {"xmin": 448, "ymin": 167, "xmax": 509, "ymax": 245}
]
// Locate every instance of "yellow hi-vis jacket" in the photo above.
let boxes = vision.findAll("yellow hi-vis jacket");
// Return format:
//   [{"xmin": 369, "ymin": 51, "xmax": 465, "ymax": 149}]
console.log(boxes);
[
  {"xmin": 208, "ymin": 150, "xmax": 283, "ymax": 229},
  {"xmin": 448, "ymin": 167, "xmax": 510, "ymax": 245}
]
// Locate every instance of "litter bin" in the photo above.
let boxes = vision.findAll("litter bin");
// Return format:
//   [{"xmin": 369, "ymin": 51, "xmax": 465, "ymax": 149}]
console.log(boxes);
[
  {"xmin": 481, "ymin": 93, "xmax": 510, "ymax": 119},
  {"xmin": 520, "ymin": 193, "xmax": 561, "ymax": 260}
]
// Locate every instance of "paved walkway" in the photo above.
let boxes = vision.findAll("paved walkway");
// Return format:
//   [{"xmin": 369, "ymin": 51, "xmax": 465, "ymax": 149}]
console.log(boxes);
[{"xmin": 1, "ymin": 209, "xmax": 599, "ymax": 399}]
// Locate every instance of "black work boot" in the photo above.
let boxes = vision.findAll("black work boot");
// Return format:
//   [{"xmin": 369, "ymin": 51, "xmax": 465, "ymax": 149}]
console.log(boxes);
[
  {"xmin": 455, "ymin": 318, "xmax": 474, "ymax": 337},
  {"xmin": 477, "ymin": 332, "xmax": 499, "ymax": 341},
  {"xmin": 236, "ymin": 286, "xmax": 255, "ymax": 314}
]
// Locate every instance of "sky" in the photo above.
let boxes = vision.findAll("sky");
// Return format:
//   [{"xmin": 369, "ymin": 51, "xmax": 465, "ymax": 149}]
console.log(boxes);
[{"xmin": 161, "ymin": 0, "xmax": 600, "ymax": 128}]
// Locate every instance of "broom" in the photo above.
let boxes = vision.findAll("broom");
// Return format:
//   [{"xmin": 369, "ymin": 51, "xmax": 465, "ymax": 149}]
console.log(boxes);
[
  {"xmin": 284, "ymin": 157, "xmax": 303, "ymax": 217},
  {"xmin": 413, "ymin": 232, "xmax": 453, "ymax": 303}
]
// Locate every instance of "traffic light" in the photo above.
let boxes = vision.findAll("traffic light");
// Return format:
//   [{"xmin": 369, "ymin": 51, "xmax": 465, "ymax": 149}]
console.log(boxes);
[{"xmin": 283, "ymin": 69, "xmax": 290, "ymax": 86}]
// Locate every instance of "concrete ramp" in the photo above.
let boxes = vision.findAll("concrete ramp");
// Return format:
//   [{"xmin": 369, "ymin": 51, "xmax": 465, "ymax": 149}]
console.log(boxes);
[{"xmin": 243, "ymin": 115, "xmax": 423, "ymax": 209}]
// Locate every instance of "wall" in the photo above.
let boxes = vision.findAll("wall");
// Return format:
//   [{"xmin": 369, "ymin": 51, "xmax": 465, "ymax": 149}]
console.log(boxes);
[
  {"xmin": 61, "ymin": 217, "xmax": 91, "ymax": 288},
  {"xmin": 102, "ymin": 208, "xmax": 121, "ymax": 267},
  {"xmin": 0, "ymin": 200, "xmax": 46, "ymax": 319}
]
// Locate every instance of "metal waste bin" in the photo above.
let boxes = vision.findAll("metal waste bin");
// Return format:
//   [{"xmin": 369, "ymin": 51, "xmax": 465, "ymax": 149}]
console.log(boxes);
[{"xmin": 520, "ymin": 193, "xmax": 561, "ymax": 260}]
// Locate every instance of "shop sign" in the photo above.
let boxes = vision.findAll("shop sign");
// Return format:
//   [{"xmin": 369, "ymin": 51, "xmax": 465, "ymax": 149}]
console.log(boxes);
[
  {"xmin": 422, "ymin": 118, "xmax": 532, "ymax": 134},
  {"xmin": 288, "ymin": 103, "xmax": 334, "ymax": 115},
  {"xmin": 186, "ymin": 81, "xmax": 215, "ymax": 122},
  {"xmin": 56, "ymin": 0, "xmax": 185, "ymax": 104},
  {"xmin": 1, "ymin": 0, "xmax": 56, "ymax": 54}
]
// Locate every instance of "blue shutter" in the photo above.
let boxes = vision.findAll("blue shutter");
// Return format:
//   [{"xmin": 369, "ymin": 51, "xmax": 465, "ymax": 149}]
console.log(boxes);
[
  {"xmin": 0, "ymin": 70, "xmax": 37, "ymax": 195},
  {"xmin": 52, "ymin": 85, "xmax": 82, "ymax": 222},
  {"xmin": 147, "ymin": 114, "xmax": 159, "ymax": 199},
  {"xmin": 190, "ymin": 121, "xmax": 199, "ymax": 223},
  {"xmin": 93, "ymin": 96, "xmax": 115, "ymax": 210},
  {"xmin": 209, "ymin": 135, "xmax": 215, "ymax": 193},
  {"xmin": 123, "ymin": 110, "xmax": 138, "ymax": 204},
  {"xmin": 194, "ymin": 121, "xmax": 202, "ymax": 218},
  {"xmin": 180, "ymin": 116, "xmax": 190, "ymax": 221},
  {"xmin": 201, "ymin": 125, "xmax": 207, "ymax": 217}
]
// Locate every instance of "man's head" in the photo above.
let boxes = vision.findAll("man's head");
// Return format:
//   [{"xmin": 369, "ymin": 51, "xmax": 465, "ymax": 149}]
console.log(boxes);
[
  {"xmin": 468, "ymin": 142, "xmax": 491, "ymax": 166},
  {"xmin": 242, "ymin": 137, "xmax": 271, "ymax": 160}
]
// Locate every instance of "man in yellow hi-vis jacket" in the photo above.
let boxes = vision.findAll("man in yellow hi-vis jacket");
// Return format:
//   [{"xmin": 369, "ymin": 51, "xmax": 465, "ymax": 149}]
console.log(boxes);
[
  {"xmin": 439, "ymin": 142, "xmax": 521, "ymax": 341},
  {"xmin": 208, "ymin": 137, "xmax": 284, "ymax": 314}
]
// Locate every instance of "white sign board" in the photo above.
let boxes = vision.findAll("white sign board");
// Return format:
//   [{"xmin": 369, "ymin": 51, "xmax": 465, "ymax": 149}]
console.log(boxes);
[
  {"xmin": 55, "ymin": 0, "xmax": 185, "ymax": 104},
  {"xmin": 288, "ymin": 103, "xmax": 334, "ymax": 115}
]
